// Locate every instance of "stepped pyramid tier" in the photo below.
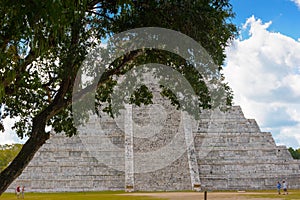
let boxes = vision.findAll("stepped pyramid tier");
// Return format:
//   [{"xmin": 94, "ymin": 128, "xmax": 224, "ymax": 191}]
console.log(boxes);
[{"xmin": 8, "ymin": 104, "xmax": 300, "ymax": 192}]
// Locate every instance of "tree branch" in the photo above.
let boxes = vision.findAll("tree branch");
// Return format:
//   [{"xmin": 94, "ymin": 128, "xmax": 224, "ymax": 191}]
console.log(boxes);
[
  {"xmin": 86, "ymin": 10, "xmax": 115, "ymax": 22},
  {"xmin": 73, "ymin": 49, "xmax": 143, "ymax": 102}
]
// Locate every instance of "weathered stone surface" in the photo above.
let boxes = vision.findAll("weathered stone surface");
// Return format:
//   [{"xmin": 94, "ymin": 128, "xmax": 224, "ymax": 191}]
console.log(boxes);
[{"xmin": 8, "ymin": 105, "xmax": 300, "ymax": 192}]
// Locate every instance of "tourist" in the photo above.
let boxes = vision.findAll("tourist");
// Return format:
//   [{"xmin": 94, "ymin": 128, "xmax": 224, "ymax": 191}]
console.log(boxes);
[
  {"xmin": 282, "ymin": 181, "xmax": 288, "ymax": 195},
  {"xmin": 15, "ymin": 185, "xmax": 21, "ymax": 199},
  {"xmin": 276, "ymin": 181, "xmax": 281, "ymax": 194},
  {"xmin": 21, "ymin": 186, "xmax": 25, "ymax": 199}
]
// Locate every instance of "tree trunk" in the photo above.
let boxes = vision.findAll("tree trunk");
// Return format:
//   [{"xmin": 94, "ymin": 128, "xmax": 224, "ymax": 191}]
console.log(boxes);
[
  {"xmin": 0, "ymin": 130, "xmax": 49, "ymax": 195},
  {"xmin": 0, "ymin": 79, "xmax": 73, "ymax": 195},
  {"xmin": 0, "ymin": 15, "xmax": 82, "ymax": 196}
]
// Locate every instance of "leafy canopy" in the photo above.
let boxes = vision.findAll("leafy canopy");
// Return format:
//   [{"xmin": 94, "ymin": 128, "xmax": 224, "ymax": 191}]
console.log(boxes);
[{"xmin": 0, "ymin": 0, "xmax": 237, "ymax": 138}]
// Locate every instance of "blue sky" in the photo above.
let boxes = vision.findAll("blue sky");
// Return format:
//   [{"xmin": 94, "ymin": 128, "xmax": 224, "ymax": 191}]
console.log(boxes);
[
  {"xmin": 231, "ymin": 0, "xmax": 300, "ymax": 40},
  {"xmin": 224, "ymin": 0, "xmax": 300, "ymax": 148}
]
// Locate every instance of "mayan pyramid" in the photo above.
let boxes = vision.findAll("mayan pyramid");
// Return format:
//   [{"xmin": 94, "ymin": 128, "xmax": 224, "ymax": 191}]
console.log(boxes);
[
  {"xmin": 6, "ymin": 68, "xmax": 300, "ymax": 192},
  {"xmin": 8, "ymin": 102, "xmax": 300, "ymax": 192}
]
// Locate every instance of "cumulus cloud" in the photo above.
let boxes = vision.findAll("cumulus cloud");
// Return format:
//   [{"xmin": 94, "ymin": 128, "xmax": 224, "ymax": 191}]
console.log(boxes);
[
  {"xmin": 0, "ymin": 118, "xmax": 26, "ymax": 145},
  {"xmin": 224, "ymin": 16, "xmax": 300, "ymax": 148},
  {"xmin": 291, "ymin": 0, "xmax": 300, "ymax": 9}
]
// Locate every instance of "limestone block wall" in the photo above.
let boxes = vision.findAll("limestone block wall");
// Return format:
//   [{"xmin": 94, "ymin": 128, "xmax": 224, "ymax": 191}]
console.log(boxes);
[
  {"xmin": 129, "ymin": 104, "xmax": 193, "ymax": 191},
  {"xmin": 9, "ymin": 134, "xmax": 124, "ymax": 192},
  {"xmin": 8, "ymin": 106, "xmax": 300, "ymax": 192},
  {"xmin": 195, "ymin": 106, "xmax": 300, "ymax": 190},
  {"xmin": 133, "ymin": 154, "xmax": 192, "ymax": 191}
]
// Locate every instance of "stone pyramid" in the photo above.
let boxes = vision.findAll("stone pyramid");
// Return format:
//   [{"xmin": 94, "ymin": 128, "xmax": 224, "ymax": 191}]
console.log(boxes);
[{"xmin": 8, "ymin": 104, "xmax": 300, "ymax": 192}]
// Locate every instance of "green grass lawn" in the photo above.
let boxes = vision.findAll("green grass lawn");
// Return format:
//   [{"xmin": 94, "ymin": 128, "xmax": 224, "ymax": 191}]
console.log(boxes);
[
  {"xmin": 0, "ymin": 191, "xmax": 166, "ymax": 200},
  {"xmin": 2, "ymin": 190, "xmax": 300, "ymax": 200},
  {"xmin": 242, "ymin": 189, "xmax": 300, "ymax": 200}
]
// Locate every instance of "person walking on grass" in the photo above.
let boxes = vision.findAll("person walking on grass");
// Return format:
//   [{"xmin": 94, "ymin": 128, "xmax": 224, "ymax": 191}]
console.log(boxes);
[
  {"xmin": 21, "ymin": 186, "xmax": 25, "ymax": 199},
  {"xmin": 15, "ymin": 185, "xmax": 20, "ymax": 199},
  {"xmin": 277, "ymin": 181, "xmax": 281, "ymax": 194},
  {"xmin": 283, "ymin": 180, "xmax": 288, "ymax": 195}
]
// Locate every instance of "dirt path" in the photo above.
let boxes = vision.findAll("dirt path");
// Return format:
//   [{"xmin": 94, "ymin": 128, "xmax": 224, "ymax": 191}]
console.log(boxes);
[{"xmin": 120, "ymin": 192, "xmax": 283, "ymax": 200}]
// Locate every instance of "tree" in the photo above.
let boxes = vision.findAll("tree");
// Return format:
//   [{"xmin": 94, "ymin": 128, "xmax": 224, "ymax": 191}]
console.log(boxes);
[
  {"xmin": 288, "ymin": 147, "xmax": 300, "ymax": 159},
  {"xmin": 0, "ymin": 144, "xmax": 23, "ymax": 172},
  {"xmin": 0, "ymin": 0, "xmax": 237, "ymax": 194}
]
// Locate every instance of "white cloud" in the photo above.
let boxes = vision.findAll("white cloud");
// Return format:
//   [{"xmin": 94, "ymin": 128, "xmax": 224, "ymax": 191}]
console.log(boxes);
[
  {"xmin": 0, "ymin": 132, "xmax": 22, "ymax": 145},
  {"xmin": 0, "ymin": 118, "xmax": 26, "ymax": 145},
  {"xmin": 275, "ymin": 125, "xmax": 300, "ymax": 147},
  {"xmin": 224, "ymin": 16, "xmax": 300, "ymax": 148},
  {"xmin": 291, "ymin": 0, "xmax": 300, "ymax": 9}
]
